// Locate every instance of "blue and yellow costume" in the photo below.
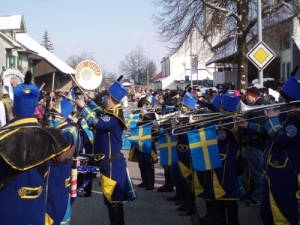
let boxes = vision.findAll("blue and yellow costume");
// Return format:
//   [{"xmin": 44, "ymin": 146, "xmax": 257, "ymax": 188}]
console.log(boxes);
[
  {"xmin": 77, "ymin": 80, "xmax": 137, "ymax": 225},
  {"xmin": 133, "ymin": 94, "xmax": 158, "ymax": 190},
  {"xmin": 205, "ymin": 94, "xmax": 245, "ymax": 225},
  {"xmin": 0, "ymin": 71, "xmax": 70, "ymax": 225},
  {"xmin": 246, "ymin": 76, "xmax": 300, "ymax": 225},
  {"xmin": 171, "ymin": 94, "xmax": 200, "ymax": 216},
  {"xmin": 46, "ymin": 97, "xmax": 79, "ymax": 225}
]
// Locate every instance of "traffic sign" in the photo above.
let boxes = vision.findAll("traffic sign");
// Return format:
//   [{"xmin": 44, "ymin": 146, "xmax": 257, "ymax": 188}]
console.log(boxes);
[
  {"xmin": 247, "ymin": 41, "xmax": 276, "ymax": 71},
  {"xmin": 185, "ymin": 75, "xmax": 189, "ymax": 82}
]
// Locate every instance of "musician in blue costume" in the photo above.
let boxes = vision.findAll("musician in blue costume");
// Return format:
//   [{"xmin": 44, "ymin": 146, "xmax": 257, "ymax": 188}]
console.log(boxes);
[
  {"xmin": 172, "ymin": 94, "xmax": 201, "ymax": 216},
  {"xmin": 134, "ymin": 94, "xmax": 158, "ymax": 190},
  {"xmin": 195, "ymin": 92, "xmax": 223, "ymax": 225},
  {"xmin": 237, "ymin": 70, "xmax": 300, "ymax": 225},
  {"xmin": 211, "ymin": 94, "xmax": 246, "ymax": 225},
  {"xmin": 46, "ymin": 97, "xmax": 79, "ymax": 225},
  {"xmin": 0, "ymin": 71, "xmax": 70, "ymax": 225},
  {"xmin": 75, "ymin": 79, "xmax": 137, "ymax": 225}
]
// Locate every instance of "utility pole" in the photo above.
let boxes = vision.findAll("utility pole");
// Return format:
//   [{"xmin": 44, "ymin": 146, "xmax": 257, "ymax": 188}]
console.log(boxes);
[{"xmin": 258, "ymin": 0, "xmax": 263, "ymax": 86}]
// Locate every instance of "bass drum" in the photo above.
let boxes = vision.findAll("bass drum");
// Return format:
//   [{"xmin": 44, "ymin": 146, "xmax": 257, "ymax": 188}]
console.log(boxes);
[{"xmin": 2, "ymin": 69, "xmax": 24, "ymax": 101}]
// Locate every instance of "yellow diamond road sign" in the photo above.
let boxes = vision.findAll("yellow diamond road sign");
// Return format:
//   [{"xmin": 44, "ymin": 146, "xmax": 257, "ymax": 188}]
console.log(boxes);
[{"xmin": 247, "ymin": 41, "xmax": 276, "ymax": 71}]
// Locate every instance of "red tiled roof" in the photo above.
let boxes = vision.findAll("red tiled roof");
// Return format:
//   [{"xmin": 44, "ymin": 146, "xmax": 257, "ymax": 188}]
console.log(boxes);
[{"xmin": 151, "ymin": 71, "xmax": 162, "ymax": 81}]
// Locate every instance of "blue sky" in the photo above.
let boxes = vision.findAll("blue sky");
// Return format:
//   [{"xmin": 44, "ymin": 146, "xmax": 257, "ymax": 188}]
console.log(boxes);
[{"xmin": 2, "ymin": 0, "xmax": 169, "ymax": 74}]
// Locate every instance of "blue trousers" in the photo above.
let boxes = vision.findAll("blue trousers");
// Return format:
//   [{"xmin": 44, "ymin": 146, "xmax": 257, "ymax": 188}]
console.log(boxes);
[{"xmin": 244, "ymin": 147, "xmax": 264, "ymax": 201}]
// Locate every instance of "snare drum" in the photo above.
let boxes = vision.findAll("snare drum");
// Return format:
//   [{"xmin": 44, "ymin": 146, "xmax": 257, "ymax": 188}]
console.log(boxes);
[
  {"xmin": 72, "ymin": 156, "xmax": 93, "ymax": 197},
  {"xmin": 72, "ymin": 156, "xmax": 90, "ymax": 168}
]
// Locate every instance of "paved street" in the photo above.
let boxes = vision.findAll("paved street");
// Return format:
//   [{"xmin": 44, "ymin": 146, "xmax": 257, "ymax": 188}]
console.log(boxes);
[
  {"xmin": 71, "ymin": 149, "xmax": 262, "ymax": 225},
  {"xmin": 71, "ymin": 101, "xmax": 263, "ymax": 225}
]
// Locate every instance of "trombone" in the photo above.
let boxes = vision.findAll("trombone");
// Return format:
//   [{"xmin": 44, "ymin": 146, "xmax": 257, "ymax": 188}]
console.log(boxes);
[
  {"xmin": 151, "ymin": 112, "xmax": 232, "ymax": 138},
  {"xmin": 171, "ymin": 99, "xmax": 300, "ymax": 135}
]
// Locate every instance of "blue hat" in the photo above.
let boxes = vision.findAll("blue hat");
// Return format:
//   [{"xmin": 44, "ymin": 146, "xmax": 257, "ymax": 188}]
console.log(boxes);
[
  {"xmin": 108, "ymin": 81, "xmax": 128, "ymax": 102},
  {"xmin": 222, "ymin": 94, "xmax": 240, "ymax": 112},
  {"xmin": 280, "ymin": 76, "xmax": 300, "ymax": 102},
  {"xmin": 213, "ymin": 94, "xmax": 222, "ymax": 111},
  {"xmin": 51, "ymin": 97, "xmax": 75, "ymax": 119},
  {"xmin": 182, "ymin": 95, "xmax": 197, "ymax": 109},
  {"xmin": 13, "ymin": 71, "xmax": 40, "ymax": 117}
]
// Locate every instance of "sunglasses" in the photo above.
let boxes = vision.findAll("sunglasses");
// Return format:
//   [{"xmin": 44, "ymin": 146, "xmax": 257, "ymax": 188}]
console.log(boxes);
[{"xmin": 46, "ymin": 113, "xmax": 63, "ymax": 120}]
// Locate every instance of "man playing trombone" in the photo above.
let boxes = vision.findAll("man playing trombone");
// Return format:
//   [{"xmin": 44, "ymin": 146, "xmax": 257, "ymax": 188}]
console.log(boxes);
[
  {"xmin": 235, "ymin": 71, "xmax": 300, "ymax": 225},
  {"xmin": 240, "ymin": 86, "xmax": 267, "ymax": 207}
]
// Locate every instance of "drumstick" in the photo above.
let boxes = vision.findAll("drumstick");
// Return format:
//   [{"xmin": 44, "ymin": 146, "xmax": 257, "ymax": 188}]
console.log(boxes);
[
  {"xmin": 39, "ymin": 82, "xmax": 45, "ymax": 91},
  {"xmin": 50, "ymin": 72, "xmax": 55, "ymax": 103},
  {"xmin": 68, "ymin": 74, "xmax": 89, "ymax": 100},
  {"xmin": 60, "ymin": 93, "xmax": 76, "ymax": 103}
]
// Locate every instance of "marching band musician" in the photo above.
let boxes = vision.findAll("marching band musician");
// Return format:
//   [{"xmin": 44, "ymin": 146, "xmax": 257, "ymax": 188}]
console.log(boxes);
[
  {"xmin": 0, "ymin": 71, "xmax": 70, "ymax": 225},
  {"xmin": 196, "ymin": 91, "xmax": 224, "ymax": 225},
  {"xmin": 236, "ymin": 74, "xmax": 300, "ymax": 225},
  {"xmin": 75, "ymin": 80, "xmax": 137, "ymax": 225},
  {"xmin": 172, "ymin": 94, "xmax": 199, "ymax": 216},
  {"xmin": 135, "ymin": 94, "xmax": 158, "ymax": 191},
  {"xmin": 46, "ymin": 96, "xmax": 79, "ymax": 225},
  {"xmin": 208, "ymin": 94, "xmax": 246, "ymax": 225}
]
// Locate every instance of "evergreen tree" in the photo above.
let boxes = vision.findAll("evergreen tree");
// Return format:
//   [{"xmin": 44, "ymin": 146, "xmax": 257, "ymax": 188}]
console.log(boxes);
[{"xmin": 41, "ymin": 30, "xmax": 54, "ymax": 52}]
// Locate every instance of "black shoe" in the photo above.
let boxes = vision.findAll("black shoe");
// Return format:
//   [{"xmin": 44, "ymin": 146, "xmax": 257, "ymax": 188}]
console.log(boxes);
[
  {"xmin": 166, "ymin": 195, "xmax": 181, "ymax": 201},
  {"xmin": 246, "ymin": 200, "xmax": 261, "ymax": 207},
  {"xmin": 157, "ymin": 184, "xmax": 174, "ymax": 192},
  {"xmin": 137, "ymin": 181, "xmax": 147, "ymax": 188},
  {"xmin": 177, "ymin": 210, "xmax": 195, "ymax": 216},
  {"xmin": 175, "ymin": 205, "xmax": 185, "ymax": 211},
  {"xmin": 175, "ymin": 198, "xmax": 184, "ymax": 206},
  {"xmin": 145, "ymin": 185, "xmax": 154, "ymax": 190}
]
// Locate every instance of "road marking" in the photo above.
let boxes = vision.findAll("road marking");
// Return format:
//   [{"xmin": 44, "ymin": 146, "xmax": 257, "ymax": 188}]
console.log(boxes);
[{"xmin": 92, "ymin": 190, "xmax": 103, "ymax": 194}]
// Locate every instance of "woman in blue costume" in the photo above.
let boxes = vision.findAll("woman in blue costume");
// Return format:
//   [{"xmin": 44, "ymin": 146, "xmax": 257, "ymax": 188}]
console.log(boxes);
[
  {"xmin": 236, "ymin": 70, "xmax": 300, "ymax": 225},
  {"xmin": 46, "ymin": 96, "xmax": 79, "ymax": 225},
  {"xmin": 0, "ymin": 71, "xmax": 70, "ymax": 225},
  {"xmin": 75, "ymin": 79, "xmax": 137, "ymax": 225}
]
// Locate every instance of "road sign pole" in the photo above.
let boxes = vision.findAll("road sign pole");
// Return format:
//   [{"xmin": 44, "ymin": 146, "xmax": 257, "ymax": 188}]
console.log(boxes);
[{"xmin": 258, "ymin": 0, "xmax": 263, "ymax": 86}]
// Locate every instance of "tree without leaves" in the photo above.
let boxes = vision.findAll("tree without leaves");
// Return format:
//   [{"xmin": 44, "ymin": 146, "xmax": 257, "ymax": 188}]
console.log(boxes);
[
  {"xmin": 152, "ymin": 0, "xmax": 300, "ymax": 89},
  {"xmin": 66, "ymin": 52, "xmax": 115, "ymax": 90},
  {"xmin": 119, "ymin": 46, "xmax": 157, "ymax": 85},
  {"xmin": 66, "ymin": 52, "xmax": 96, "ymax": 69},
  {"xmin": 41, "ymin": 30, "xmax": 54, "ymax": 52}
]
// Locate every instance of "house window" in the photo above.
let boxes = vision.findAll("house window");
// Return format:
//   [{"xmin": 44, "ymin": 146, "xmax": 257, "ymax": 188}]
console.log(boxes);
[
  {"xmin": 282, "ymin": 63, "xmax": 285, "ymax": 80},
  {"xmin": 17, "ymin": 57, "xmax": 22, "ymax": 70},
  {"xmin": 280, "ymin": 31, "xmax": 290, "ymax": 50},
  {"xmin": 162, "ymin": 62, "xmax": 166, "ymax": 78},
  {"xmin": 6, "ymin": 55, "xmax": 15, "ymax": 69},
  {"xmin": 287, "ymin": 62, "xmax": 291, "ymax": 77},
  {"xmin": 165, "ymin": 59, "xmax": 170, "ymax": 77}
]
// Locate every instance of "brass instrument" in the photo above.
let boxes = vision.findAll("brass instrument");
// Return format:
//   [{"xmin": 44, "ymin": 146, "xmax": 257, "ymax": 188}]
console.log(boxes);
[
  {"xmin": 240, "ymin": 99, "xmax": 300, "ymax": 116},
  {"xmin": 171, "ymin": 110, "xmax": 243, "ymax": 136},
  {"xmin": 75, "ymin": 60, "xmax": 103, "ymax": 90}
]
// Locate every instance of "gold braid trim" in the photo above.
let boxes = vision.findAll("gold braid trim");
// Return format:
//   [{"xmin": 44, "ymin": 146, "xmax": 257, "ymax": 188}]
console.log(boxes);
[
  {"xmin": 1, "ymin": 97, "xmax": 14, "ymax": 121},
  {"xmin": 104, "ymin": 104, "xmax": 128, "ymax": 130}
]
